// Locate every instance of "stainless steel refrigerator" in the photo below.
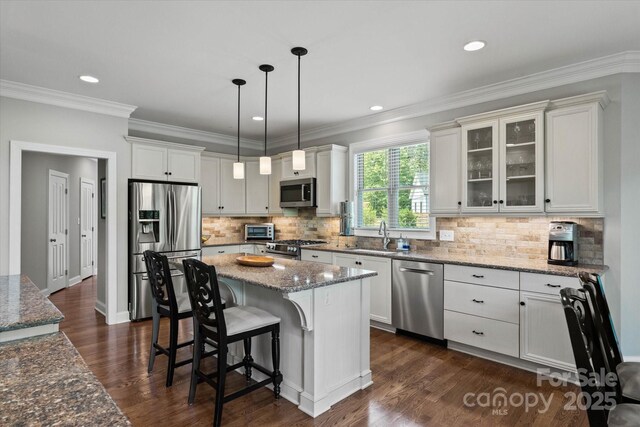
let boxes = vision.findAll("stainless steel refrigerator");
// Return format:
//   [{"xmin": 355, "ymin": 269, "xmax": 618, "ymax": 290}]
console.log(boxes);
[{"xmin": 128, "ymin": 181, "xmax": 201, "ymax": 320}]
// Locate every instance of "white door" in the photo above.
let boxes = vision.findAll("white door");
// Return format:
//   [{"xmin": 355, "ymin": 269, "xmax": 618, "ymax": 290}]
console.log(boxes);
[
  {"xmin": 219, "ymin": 158, "xmax": 246, "ymax": 214},
  {"xmin": 429, "ymin": 126, "xmax": 461, "ymax": 214},
  {"xmin": 245, "ymin": 160, "xmax": 269, "ymax": 215},
  {"xmin": 201, "ymin": 156, "xmax": 221, "ymax": 214},
  {"xmin": 80, "ymin": 178, "xmax": 95, "ymax": 280},
  {"xmin": 48, "ymin": 170, "xmax": 69, "ymax": 293},
  {"xmin": 167, "ymin": 149, "xmax": 200, "ymax": 183},
  {"xmin": 131, "ymin": 143, "xmax": 168, "ymax": 180},
  {"xmin": 520, "ymin": 291, "xmax": 576, "ymax": 372}
]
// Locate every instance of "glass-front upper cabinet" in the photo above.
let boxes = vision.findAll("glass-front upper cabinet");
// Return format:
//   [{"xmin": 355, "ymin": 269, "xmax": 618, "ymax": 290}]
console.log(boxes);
[
  {"xmin": 461, "ymin": 120, "xmax": 500, "ymax": 213},
  {"xmin": 498, "ymin": 111, "xmax": 545, "ymax": 213}
]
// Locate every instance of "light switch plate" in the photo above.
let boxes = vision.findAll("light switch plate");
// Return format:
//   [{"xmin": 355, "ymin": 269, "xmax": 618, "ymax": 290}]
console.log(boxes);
[{"xmin": 440, "ymin": 230, "xmax": 454, "ymax": 241}]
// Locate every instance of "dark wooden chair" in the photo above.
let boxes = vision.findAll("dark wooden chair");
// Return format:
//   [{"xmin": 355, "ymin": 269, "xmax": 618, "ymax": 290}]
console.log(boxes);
[
  {"xmin": 144, "ymin": 250, "xmax": 217, "ymax": 387},
  {"xmin": 579, "ymin": 272, "xmax": 640, "ymax": 404},
  {"xmin": 560, "ymin": 287, "xmax": 640, "ymax": 426},
  {"xmin": 182, "ymin": 258, "xmax": 283, "ymax": 427}
]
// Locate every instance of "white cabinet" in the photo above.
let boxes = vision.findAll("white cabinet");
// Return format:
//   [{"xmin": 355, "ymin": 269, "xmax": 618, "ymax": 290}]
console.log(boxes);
[
  {"xmin": 219, "ymin": 158, "xmax": 246, "ymax": 215},
  {"xmin": 458, "ymin": 103, "xmax": 547, "ymax": 214},
  {"xmin": 202, "ymin": 245, "xmax": 241, "ymax": 256},
  {"xmin": 520, "ymin": 291, "xmax": 576, "ymax": 371},
  {"xmin": 201, "ymin": 156, "xmax": 220, "ymax": 214},
  {"xmin": 545, "ymin": 92, "xmax": 607, "ymax": 214},
  {"xmin": 245, "ymin": 160, "xmax": 269, "ymax": 215},
  {"xmin": 315, "ymin": 145, "xmax": 347, "ymax": 216},
  {"xmin": 240, "ymin": 244, "xmax": 256, "ymax": 254},
  {"xmin": 129, "ymin": 137, "xmax": 203, "ymax": 183},
  {"xmin": 300, "ymin": 249, "xmax": 333, "ymax": 264},
  {"xmin": 332, "ymin": 252, "xmax": 392, "ymax": 324},
  {"xmin": 281, "ymin": 151, "xmax": 316, "ymax": 180},
  {"xmin": 268, "ymin": 158, "xmax": 283, "ymax": 215},
  {"xmin": 429, "ymin": 123, "xmax": 461, "ymax": 215}
]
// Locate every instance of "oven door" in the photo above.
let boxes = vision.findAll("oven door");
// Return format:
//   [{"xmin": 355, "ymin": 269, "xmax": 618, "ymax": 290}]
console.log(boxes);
[{"xmin": 280, "ymin": 178, "xmax": 315, "ymax": 208}]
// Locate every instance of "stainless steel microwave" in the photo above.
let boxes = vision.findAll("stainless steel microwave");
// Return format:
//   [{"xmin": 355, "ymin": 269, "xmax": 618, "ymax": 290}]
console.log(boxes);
[
  {"xmin": 280, "ymin": 178, "xmax": 316, "ymax": 208},
  {"xmin": 244, "ymin": 223, "xmax": 274, "ymax": 241}
]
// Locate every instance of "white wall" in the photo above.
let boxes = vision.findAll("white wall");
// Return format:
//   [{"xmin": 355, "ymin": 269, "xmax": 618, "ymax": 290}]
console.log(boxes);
[
  {"xmin": 0, "ymin": 97, "xmax": 130, "ymax": 313},
  {"xmin": 21, "ymin": 152, "xmax": 97, "ymax": 290},
  {"xmin": 298, "ymin": 73, "xmax": 640, "ymax": 357}
]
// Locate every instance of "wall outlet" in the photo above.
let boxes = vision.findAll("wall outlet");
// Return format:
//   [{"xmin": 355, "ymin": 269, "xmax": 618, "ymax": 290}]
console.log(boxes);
[{"xmin": 439, "ymin": 230, "xmax": 454, "ymax": 241}]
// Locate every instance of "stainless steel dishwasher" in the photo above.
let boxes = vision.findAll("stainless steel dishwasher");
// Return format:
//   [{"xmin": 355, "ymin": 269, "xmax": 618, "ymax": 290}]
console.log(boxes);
[{"xmin": 392, "ymin": 260, "xmax": 444, "ymax": 340}]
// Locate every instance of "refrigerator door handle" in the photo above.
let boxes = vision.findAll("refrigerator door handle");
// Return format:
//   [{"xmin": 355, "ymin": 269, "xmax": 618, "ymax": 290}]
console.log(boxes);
[
  {"xmin": 167, "ymin": 188, "xmax": 174, "ymax": 251},
  {"xmin": 172, "ymin": 188, "xmax": 178, "ymax": 248}
]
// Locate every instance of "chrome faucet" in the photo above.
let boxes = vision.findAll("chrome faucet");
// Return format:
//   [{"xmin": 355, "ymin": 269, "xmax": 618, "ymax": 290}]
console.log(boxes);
[{"xmin": 378, "ymin": 220, "xmax": 390, "ymax": 250}]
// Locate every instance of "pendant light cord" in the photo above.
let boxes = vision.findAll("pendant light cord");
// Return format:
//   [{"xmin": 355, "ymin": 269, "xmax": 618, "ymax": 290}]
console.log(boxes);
[
  {"xmin": 264, "ymin": 71, "xmax": 268, "ymax": 156},
  {"xmin": 237, "ymin": 84, "xmax": 241, "ymax": 162},
  {"xmin": 297, "ymin": 53, "xmax": 301, "ymax": 150}
]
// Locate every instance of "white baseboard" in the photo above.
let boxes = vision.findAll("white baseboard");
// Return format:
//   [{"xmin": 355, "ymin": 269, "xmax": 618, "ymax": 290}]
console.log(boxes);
[
  {"xmin": 115, "ymin": 311, "xmax": 131, "ymax": 324},
  {"xmin": 68, "ymin": 275, "xmax": 82, "ymax": 287},
  {"xmin": 95, "ymin": 300, "xmax": 106, "ymax": 316},
  {"xmin": 39, "ymin": 288, "xmax": 51, "ymax": 297},
  {"xmin": 370, "ymin": 320, "xmax": 396, "ymax": 333},
  {"xmin": 625, "ymin": 356, "xmax": 640, "ymax": 362}
]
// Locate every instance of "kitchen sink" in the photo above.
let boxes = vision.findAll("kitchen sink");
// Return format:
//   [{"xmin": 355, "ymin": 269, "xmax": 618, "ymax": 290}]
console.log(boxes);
[{"xmin": 348, "ymin": 248, "xmax": 397, "ymax": 255}]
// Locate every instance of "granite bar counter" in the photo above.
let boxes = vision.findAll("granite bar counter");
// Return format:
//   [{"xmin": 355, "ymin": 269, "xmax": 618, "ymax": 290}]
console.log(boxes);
[
  {"xmin": 192, "ymin": 253, "xmax": 377, "ymax": 418},
  {"xmin": 307, "ymin": 245, "xmax": 608, "ymax": 277},
  {"xmin": 0, "ymin": 332, "xmax": 130, "ymax": 426},
  {"xmin": 0, "ymin": 275, "xmax": 64, "ymax": 342}
]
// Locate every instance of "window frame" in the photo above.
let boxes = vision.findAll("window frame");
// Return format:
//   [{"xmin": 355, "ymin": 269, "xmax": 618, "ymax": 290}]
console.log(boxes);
[{"xmin": 349, "ymin": 129, "xmax": 436, "ymax": 240}]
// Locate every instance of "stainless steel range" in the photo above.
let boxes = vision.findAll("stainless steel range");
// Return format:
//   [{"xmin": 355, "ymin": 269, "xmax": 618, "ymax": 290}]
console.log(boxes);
[{"xmin": 265, "ymin": 239, "xmax": 327, "ymax": 259}]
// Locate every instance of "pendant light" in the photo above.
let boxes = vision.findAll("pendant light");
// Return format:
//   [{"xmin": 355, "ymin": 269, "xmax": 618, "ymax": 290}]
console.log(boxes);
[
  {"xmin": 232, "ymin": 78, "xmax": 246, "ymax": 179},
  {"xmin": 291, "ymin": 46, "xmax": 308, "ymax": 171},
  {"xmin": 259, "ymin": 64, "xmax": 274, "ymax": 175}
]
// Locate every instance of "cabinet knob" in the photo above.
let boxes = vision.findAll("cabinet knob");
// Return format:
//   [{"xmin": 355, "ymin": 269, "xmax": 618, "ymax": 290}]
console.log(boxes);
[
  {"xmin": 266, "ymin": 207, "xmax": 268, "ymax": 210},
  {"xmin": 168, "ymin": 172, "xmax": 172, "ymax": 175},
  {"xmin": 457, "ymin": 201, "xmax": 462, "ymax": 206},
  {"xmin": 493, "ymin": 200, "xmax": 498, "ymax": 204},
  {"xmin": 164, "ymin": 172, "xmax": 169, "ymax": 175},
  {"xmin": 520, "ymin": 301, "xmax": 526, "ymax": 306},
  {"xmin": 499, "ymin": 200, "xmax": 504, "ymax": 204},
  {"xmin": 545, "ymin": 198, "xmax": 551, "ymax": 203}
]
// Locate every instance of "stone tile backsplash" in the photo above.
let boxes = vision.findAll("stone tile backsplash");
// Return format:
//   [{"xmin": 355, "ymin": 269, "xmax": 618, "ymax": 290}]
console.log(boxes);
[{"xmin": 202, "ymin": 213, "xmax": 604, "ymax": 265}]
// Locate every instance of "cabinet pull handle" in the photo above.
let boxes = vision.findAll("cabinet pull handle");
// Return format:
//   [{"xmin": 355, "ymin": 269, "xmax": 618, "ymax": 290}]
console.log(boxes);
[
  {"xmin": 218, "ymin": 250, "xmax": 225, "ymax": 253},
  {"xmin": 164, "ymin": 172, "xmax": 169, "ymax": 175},
  {"xmin": 458, "ymin": 201, "xmax": 462, "ymax": 206},
  {"xmin": 312, "ymin": 255, "xmax": 318, "ymax": 258},
  {"xmin": 472, "ymin": 299, "xmax": 484, "ymax": 304},
  {"xmin": 168, "ymin": 172, "xmax": 172, "ymax": 175},
  {"xmin": 545, "ymin": 283, "xmax": 561, "ymax": 288},
  {"xmin": 545, "ymin": 198, "xmax": 551, "ymax": 203},
  {"xmin": 472, "ymin": 330, "xmax": 484, "ymax": 336},
  {"xmin": 520, "ymin": 301, "xmax": 526, "ymax": 306},
  {"xmin": 499, "ymin": 200, "xmax": 504, "ymax": 204},
  {"xmin": 50, "ymin": 238, "xmax": 57, "ymax": 242},
  {"xmin": 472, "ymin": 274, "xmax": 485, "ymax": 279}
]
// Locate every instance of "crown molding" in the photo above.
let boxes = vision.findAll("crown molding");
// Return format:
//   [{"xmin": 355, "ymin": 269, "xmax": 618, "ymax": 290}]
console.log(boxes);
[
  {"xmin": 0, "ymin": 80, "xmax": 137, "ymax": 118},
  {"xmin": 124, "ymin": 135, "xmax": 205, "ymax": 152},
  {"xmin": 269, "ymin": 50, "xmax": 640, "ymax": 148},
  {"xmin": 128, "ymin": 118, "xmax": 262, "ymax": 151}
]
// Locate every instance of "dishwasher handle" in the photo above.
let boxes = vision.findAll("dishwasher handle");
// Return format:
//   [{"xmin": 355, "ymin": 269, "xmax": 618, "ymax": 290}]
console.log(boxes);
[{"xmin": 399, "ymin": 266, "xmax": 435, "ymax": 275}]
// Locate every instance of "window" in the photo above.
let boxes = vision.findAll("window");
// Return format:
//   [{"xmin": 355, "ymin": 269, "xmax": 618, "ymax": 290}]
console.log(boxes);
[{"xmin": 355, "ymin": 142, "xmax": 431, "ymax": 232}]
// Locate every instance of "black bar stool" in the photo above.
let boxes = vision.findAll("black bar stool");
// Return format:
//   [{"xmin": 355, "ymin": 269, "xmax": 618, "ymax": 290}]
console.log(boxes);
[
  {"xmin": 144, "ymin": 250, "xmax": 217, "ymax": 387},
  {"xmin": 182, "ymin": 258, "xmax": 283, "ymax": 427},
  {"xmin": 579, "ymin": 272, "xmax": 640, "ymax": 404},
  {"xmin": 560, "ymin": 287, "xmax": 640, "ymax": 426}
]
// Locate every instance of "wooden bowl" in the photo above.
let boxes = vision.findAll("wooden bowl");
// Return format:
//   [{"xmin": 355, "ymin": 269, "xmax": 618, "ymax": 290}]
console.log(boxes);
[{"xmin": 236, "ymin": 255, "xmax": 275, "ymax": 267}]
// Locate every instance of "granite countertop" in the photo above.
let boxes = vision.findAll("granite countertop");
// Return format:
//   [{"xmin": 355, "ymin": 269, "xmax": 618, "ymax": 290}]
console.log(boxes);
[
  {"xmin": 0, "ymin": 275, "xmax": 64, "ymax": 332},
  {"xmin": 194, "ymin": 253, "xmax": 377, "ymax": 293},
  {"xmin": 0, "ymin": 332, "xmax": 130, "ymax": 426},
  {"xmin": 306, "ymin": 245, "xmax": 608, "ymax": 278},
  {"xmin": 202, "ymin": 239, "xmax": 268, "ymax": 248}
]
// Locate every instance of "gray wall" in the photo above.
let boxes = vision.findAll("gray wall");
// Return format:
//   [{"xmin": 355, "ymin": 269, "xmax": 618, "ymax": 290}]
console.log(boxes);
[
  {"xmin": 296, "ymin": 73, "xmax": 640, "ymax": 357},
  {"xmin": 21, "ymin": 152, "xmax": 97, "ymax": 290},
  {"xmin": 0, "ymin": 97, "xmax": 131, "ymax": 314}
]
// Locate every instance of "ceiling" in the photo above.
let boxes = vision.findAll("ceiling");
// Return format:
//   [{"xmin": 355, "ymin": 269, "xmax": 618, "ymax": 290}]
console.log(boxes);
[{"xmin": 1, "ymin": 1, "xmax": 639, "ymax": 143}]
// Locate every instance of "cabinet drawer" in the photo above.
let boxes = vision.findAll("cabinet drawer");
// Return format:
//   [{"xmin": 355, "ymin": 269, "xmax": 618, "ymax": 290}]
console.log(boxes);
[
  {"xmin": 301, "ymin": 249, "xmax": 333, "ymax": 264},
  {"xmin": 520, "ymin": 272, "xmax": 580, "ymax": 296},
  {"xmin": 444, "ymin": 281, "xmax": 519, "ymax": 324},
  {"xmin": 202, "ymin": 245, "xmax": 240, "ymax": 256},
  {"xmin": 444, "ymin": 265, "xmax": 519, "ymax": 290},
  {"xmin": 444, "ymin": 310, "xmax": 519, "ymax": 357}
]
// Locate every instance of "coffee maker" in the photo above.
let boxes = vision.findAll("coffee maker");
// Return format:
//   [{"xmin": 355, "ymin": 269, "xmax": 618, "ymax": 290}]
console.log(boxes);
[{"xmin": 548, "ymin": 221, "xmax": 578, "ymax": 265}]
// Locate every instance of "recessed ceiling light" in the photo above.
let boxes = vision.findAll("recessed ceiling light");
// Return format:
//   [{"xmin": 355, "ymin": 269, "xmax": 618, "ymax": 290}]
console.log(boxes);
[
  {"xmin": 252, "ymin": 116, "xmax": 264, "ymax": 121},
  {"xmin": 370, "ymin": 105, "xmax": 383, "ymax": 111},
  {"xmin": 463, "ymin": 40, "xmax": 486, "ymax": 52},
  {"xmin": 79, "ymin": 75, "xmax": 99, "ymax": 83}
]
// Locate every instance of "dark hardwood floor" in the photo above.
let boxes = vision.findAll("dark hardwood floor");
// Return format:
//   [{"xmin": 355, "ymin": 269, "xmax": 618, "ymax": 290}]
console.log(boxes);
[{"xmin": 49, "ymin": 278, "xmax": 588, "ymax": 426}]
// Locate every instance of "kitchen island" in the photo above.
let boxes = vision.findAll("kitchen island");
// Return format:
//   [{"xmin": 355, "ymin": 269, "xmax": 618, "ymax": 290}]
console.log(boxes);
[{"xmin": 198, "ymin": 254, "xmax": 377, "ymax": 418}]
